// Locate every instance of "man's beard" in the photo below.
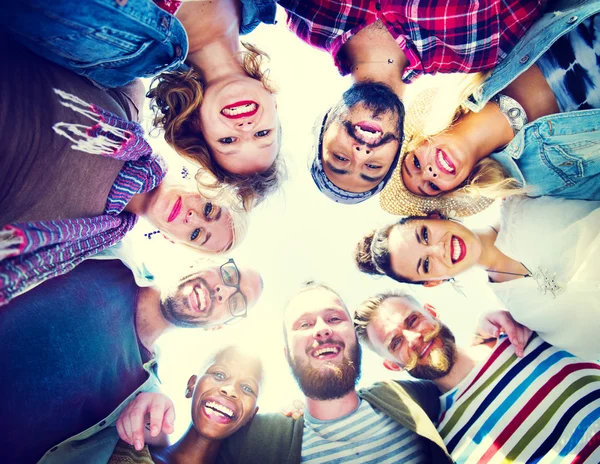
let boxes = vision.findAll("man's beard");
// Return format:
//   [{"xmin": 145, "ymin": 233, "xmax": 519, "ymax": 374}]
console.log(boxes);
[
  {"xmin": 330, "ymin": 82, "xmax": 405, "ymax": 137},
  {"xmin": 159, "ymin": 276, "xmax": 214, "ymax": 329},
  {"xmin": 286, "ymin": 340, "xmax": 362, "ymax": 401},
  {"xmin": 405, "ymin": 322, "xmax": 457, "ymax": 380}
]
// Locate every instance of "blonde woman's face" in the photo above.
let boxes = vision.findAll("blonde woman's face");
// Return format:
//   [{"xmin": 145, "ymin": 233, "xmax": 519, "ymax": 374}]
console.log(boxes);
[
  {"xmin": 388, "ymin": 218, "xmax": 482, "ymax": 283},
  {"xmin": 200, "ymin": 75, "xmax": 279, "ymax": 176},
  {"xmin": 146, "ymin": 182, "xmax": 234, "ymax": 253},
  {"xmin": 401, "ymin": 132, "xmax": 478, "ymax": 197}
]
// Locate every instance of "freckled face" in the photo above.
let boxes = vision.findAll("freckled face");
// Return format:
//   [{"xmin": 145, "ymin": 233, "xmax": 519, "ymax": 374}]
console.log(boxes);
[
  {"xmin": 190, "ymin": 350, "xmax": 262, "ymax": 440},
  {"xmin": 387, "ymin": 219, "xmax": 482, "ymax": 283}
]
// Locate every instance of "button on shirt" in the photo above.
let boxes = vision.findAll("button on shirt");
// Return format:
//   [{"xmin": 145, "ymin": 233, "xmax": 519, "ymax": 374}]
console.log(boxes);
[{"xmin": 278, "ymin": 0, "xmax": 546, "ymax": 83}]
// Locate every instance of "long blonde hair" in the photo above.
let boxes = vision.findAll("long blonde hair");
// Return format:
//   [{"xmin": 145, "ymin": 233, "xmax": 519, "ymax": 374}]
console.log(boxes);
[
  {"xmin": 404, "ymin": 72, "xmax": 525, "ymax": 200},
  {"xmin": 149, "ymin": 43, "xmax": 285, "ymax": 211}
]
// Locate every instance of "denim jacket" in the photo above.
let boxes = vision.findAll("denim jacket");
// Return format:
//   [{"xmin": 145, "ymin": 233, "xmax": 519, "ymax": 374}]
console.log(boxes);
[
  {"xmin": 37, "ymin": 360, "xmax": 161, "ymax": 464},
  {"xmin": 2, "ymin": 0, "xmax": 276, "ymax": 88},
  {"xmin": 464, "ymin": 0, "xmax": 600, "ymax": 199}
]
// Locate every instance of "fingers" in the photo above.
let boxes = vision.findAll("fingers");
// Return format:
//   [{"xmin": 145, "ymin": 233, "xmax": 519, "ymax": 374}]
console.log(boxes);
[
  {"xmin": 162, "ymin": 403, "xmax": 176, "ymax": 435},
  {"xmin": 280, "ymin": 400, "xmax": 305, "ymax": 420}
]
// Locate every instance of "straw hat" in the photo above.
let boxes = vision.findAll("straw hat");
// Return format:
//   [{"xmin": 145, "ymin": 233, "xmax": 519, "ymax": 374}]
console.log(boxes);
[{"xmin": 379, "ymin": 88, "xmax": 493, "ymax": 218}]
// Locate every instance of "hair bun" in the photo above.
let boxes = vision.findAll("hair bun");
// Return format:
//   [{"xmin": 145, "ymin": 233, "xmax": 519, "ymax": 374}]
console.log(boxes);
[{"xmin": 354, "ymin": 231, "xmax": 381, "ymax": 275}]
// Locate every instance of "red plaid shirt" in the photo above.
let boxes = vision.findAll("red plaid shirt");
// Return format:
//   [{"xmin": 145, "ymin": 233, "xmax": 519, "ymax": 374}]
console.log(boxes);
[{"xmin": 278, "ymin": 0, "xmax": 545, "ymax": 82}]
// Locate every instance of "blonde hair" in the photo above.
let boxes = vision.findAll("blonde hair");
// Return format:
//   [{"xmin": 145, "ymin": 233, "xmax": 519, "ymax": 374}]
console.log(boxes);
[
  {"xmin": 404, "ymin": 72, "xmax": 525, "ymax": 200},
  {"xmin": 149, "ymin": 43, "xmax": 285, "ymax": 211}
]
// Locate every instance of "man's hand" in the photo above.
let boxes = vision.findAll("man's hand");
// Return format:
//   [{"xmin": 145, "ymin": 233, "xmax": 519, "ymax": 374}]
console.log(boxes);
[
  {"xmin": 475, "ymin": 310, "xmax": 532, "ymax": 357},
  {"xmin": 281, "ymin": 400, "xmax": 304, "ymax": 420},
  {"xmin": 115, "ymin": 392, "xmax": 175, "ymax": 451}
]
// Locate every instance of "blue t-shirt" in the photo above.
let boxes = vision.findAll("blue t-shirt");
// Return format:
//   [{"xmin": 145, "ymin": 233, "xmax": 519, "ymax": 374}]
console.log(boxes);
[{"xmin": 0, "ymin": 260, "xmax": 150, "ymax": 463}]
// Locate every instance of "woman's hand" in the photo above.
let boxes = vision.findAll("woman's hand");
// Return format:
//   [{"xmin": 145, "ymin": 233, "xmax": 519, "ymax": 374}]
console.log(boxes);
[
  {"xmin": 115, "ymin": 392, "xmax": 176, "ymax": 451},
  {"xmin": 474, "ymin": 310, "xmax": 532, "ymax": 357}
]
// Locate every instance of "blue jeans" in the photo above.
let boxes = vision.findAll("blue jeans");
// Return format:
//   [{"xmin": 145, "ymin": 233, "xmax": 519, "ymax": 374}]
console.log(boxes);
[{"xmin": 1, "ymin": 0, "xmax": 188, "ymax": 87}]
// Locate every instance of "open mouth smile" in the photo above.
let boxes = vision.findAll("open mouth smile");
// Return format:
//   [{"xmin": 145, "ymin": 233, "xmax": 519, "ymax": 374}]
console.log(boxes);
[
  {"xmin": 221, "ymin": 101, "xmax": 259, "ymax": 119},
  {"xmin": 188, "ymin": 283, "xmax": 212, "ymax": 313},
  {"xmin": 354, "ymin": 121, "xmax": 383, "ymax": 144},
  {"xmin": 311, "ymin": 344, "xmax": 342, "ymax": 360},
  {"xmin": 451, "ymin": 235, "xmax": 467, "ymax": 264},
  {"xmin": 202, "ymin": 399, "xmax": 237, "ymax": 424},
  {"xmin": 436, "ymin": 149, "xmax": 456, "ymax": 175},
  {"xmin": 418, "ymin": 341, "xmax": 434, "ymax": 358}
]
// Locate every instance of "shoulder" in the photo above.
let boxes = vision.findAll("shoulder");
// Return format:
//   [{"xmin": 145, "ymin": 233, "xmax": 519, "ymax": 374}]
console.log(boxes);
[
  {"xmin": 113, "ymin": 79, "xmax": 146, "ymax": 122},
  {"xmin": 219, "ymin": 413, "xmax": 303, "ymax": 464}
]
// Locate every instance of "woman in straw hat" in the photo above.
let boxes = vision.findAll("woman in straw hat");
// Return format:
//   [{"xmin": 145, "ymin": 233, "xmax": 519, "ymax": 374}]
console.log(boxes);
[
  {"xmin": 379, "ymin": 4, "xmax": 600, "ymax": 217},
  {"xmin": 355, "ymin": 194, "xmax": 600, "ymax": 360}
]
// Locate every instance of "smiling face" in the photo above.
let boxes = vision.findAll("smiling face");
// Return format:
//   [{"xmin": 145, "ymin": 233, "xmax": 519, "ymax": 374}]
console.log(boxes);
[
  {"xmin": 321, "ymin": 83, "xmax": 403, "ymax": 193},
  {"xmin": 365, "ymin": 297, "xmax": 457, "ymax": 380},
  {"xmin": 401, "ymin": 130, "xmax": 478, "ymax": 197},
  {"xmin": 283, "ymin": 287, "xmax": 361, "ymax": 400},
  {"xmin": 145, "ymin": 182, "xmax": 234, "ymax": 253},
  {"xmin": 200, "ymin": 75, "xmax": 280, "ymax": 176},
  {"xmin": 387, "ymin": 218, "xmax": 482, "ymax": 284},
  {"xmin": 159, "ymin": 263, "xmax": 263, "ymax": 328},
  {"xmin": 189, "ymin": 348, "xmax": 262, "ymax": 441}
]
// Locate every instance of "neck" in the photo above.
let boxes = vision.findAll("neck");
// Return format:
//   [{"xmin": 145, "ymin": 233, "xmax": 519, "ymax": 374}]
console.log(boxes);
[
  {"xmin": 305, "ymin": 390, "xmax": 359, "ymax": 421},
  {"xmin": 433, "ymin": 346, "xmax": 476, "ymax": 393},
  {"xmin": 473, "ymin": 227, "xmax": 504, "ymax": 270},
  {"xmin": 474, "ymin": 227, "xmax": 529, "ymax": 281},
  {"xmin": 136, "ymin": 287, "xmax": 174, "ymax": 352},
  {"xmin": 453, "ymin": 103, "xmax": 514, "ymax": 165},
  {"xmin": 162, "ymin": 425, "xmax": 222, "ymax": 464},
  {"xmin": 124, "ymin": 188, "xmax": 157, "ymax": 217},
  {"xmin": 186, "ymin": 41, "xmax": 247, "ymax": 86}
]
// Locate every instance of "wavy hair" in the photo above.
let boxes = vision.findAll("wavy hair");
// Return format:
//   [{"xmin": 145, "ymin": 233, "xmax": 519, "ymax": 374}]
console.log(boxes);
[{"xmin": 149, "ymin": 43, "xmax": 285, "ymax": 211}]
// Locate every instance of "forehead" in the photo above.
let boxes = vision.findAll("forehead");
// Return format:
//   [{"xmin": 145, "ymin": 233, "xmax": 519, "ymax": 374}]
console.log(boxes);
[
  {"xmin": 367, "ymin": 298, "xmax": 421, "ymax": 341},
  {"xmin": 209, "ymin": 350, "xmax": 263, "ymax": 382},
  {"xmin": 284, "ymin": 288, "xmax": 347, "ymax": 326}
]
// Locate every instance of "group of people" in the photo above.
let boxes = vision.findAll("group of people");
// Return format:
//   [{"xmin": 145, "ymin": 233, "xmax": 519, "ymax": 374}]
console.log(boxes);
[{"xmin": 1, "ymin": 0, "xmax": 600, "ymax": 462}]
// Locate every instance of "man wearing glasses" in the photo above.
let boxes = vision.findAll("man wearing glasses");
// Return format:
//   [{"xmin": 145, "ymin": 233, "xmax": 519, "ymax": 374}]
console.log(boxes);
[{"xmin": 1, "ymin": 258, "xmax": 262, "ymax": 464}]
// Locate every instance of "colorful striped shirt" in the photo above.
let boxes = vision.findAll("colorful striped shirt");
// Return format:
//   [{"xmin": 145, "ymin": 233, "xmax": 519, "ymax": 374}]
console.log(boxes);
[
  {"xmin": 438, "ymin": 334, "xmax": 600, "ymax": 463},
  {"xmin": 301, "ymin": 398, "xmax": 428, "ymax": 463},
  {"xmin": 278, "ymin": 0, "xmax": 545, "ymax": 82}
]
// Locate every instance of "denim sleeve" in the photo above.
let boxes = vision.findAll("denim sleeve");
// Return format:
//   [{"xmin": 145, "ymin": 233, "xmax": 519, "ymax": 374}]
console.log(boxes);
[
  {"xmin": 1, "ymin": 0, "xmax": 188, "ymax": 88},
  {"xmin": 240, "ymin": 0, "xmax": 277, "ymax": 34}
]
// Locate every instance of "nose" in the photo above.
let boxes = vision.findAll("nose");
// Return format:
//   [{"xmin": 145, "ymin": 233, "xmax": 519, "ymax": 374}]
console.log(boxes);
[
  {"xmin": 402, "ymin": 329, "xmax": 422, "ymax": 349},
  {"xmin": 236, "ymin": 119, "xmax": 255, "ymax": 132},
  {"xmin": 219, "ymin": 382, "xmax": 239, "ymax": 399},
  {"xmin": 313, "ymin": 317, "xmax": 332, "ymax": 339},
  {"xmin": 353, "ymin": 142, "xmax": 372, "ymax": 158},
  {"xmin": 214, "ymin": 283, "xmax": 236, "ymax": 304},
  {"xmin": 185, "ymin": 210, "xmax": 205, "ymax": 226},
  {"xmin": 424, "ymin": 164, "xmax": 438, "ymax": 179},
  {"xmin": 430, "ymin": 240, "xmax": 445, "ymax": 259}
]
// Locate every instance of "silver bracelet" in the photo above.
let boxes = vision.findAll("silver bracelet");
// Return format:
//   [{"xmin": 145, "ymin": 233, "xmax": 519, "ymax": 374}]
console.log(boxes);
[{"xmin": 490, "ymin": 93, "xmax": 528, "ymax": 136}]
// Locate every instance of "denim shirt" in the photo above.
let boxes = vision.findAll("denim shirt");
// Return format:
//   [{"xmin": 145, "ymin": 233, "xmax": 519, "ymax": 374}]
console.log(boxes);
[
  {"xmin": 38, "ymin": 360, "xmax": 161, "ymax": 464},
  {"xmin": 464, "ymin": 0, "xmax": 600, "ymax": 199},
  {"xmin": 2, "ymin": 0, "xmax": 276, "ymax": 88}
]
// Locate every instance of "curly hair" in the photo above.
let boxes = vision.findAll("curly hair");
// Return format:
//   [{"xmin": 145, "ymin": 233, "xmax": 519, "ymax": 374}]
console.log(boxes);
[{"xmin": 148, "ymin": 43, "xmax": 285, "ymax": 211}]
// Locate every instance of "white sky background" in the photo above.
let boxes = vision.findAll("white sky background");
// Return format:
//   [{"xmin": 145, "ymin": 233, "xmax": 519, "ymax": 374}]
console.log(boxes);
[{"xmin": 132, "ymin": 8, "xmax": 505, "ymax": 440}]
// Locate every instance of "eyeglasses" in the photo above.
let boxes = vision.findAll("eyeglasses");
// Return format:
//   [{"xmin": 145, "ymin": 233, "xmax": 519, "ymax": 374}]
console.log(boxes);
[{"xmin": 219, "ymin": 258, "xmax": 247, "ymax": 324}]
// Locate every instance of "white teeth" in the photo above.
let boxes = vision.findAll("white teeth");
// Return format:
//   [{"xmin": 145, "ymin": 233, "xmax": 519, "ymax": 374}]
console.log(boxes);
[
  {"xmin": 452, "ymin": 237, "xmax": 461, "ymax": 262},
  {"xmin": 354, "ymin": 125, "xmax": 382, "ymax": 142},
  {"xmin": 437, "ymin": 150, "xmax": 455, "ymax": 173},
  {"xmin": 419, "ymin": 342, "xmax": 433, "ymax": 358},
  {"xmin": 314, "ymin": 347, "xmax": 339, "ymax": 357},
  {"xmin": 222, "ymin": 103, "xmax": 257, "ymax": 116},
  {"xmin": 194, "ymin": 287, "xmax": 208, "ymax": 311},
  {"xmin": 206, "ymin": 401, "xmax": 234, "ymax": 418}
]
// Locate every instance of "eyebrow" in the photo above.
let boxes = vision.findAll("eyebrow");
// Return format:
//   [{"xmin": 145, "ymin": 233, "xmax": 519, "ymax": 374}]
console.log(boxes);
[
  {"xmin": 360, "ymin": 173, "xmax": 386, "ymax": 183},
  {"xmin": 415, "ymin": 228, "xmax": 422, "ymax": 275},
  {"xmin": 200, "ymin": 231, "xmax": 210, "ymax": 247},
  {"xmin": 325, "ymin": 160, "xmax": 350, "ymax": 176},
  {"xmin": 402, "ymin": 161, "xmax": 413, "ymax": 178},
  {"xmin": 213, "ymin": 207, "xmax": 222, "ymax": 222}
]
